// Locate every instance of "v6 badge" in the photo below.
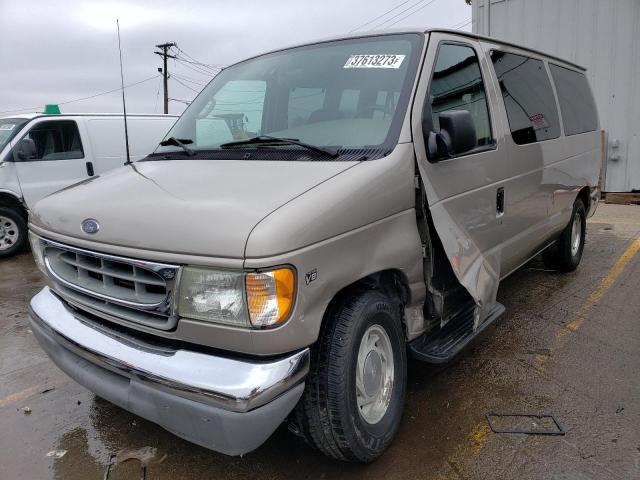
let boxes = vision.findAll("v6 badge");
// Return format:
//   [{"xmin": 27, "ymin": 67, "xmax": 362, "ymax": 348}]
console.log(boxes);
[{"xmin": 305, "ymin": 269, "xmax": 318, "ymax": 285}]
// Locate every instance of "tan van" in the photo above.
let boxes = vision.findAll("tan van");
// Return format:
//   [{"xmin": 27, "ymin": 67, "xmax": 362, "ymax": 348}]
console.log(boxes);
[{"xmin": 27, "ymin": 29, "xmax": 601, "ymax": 462}]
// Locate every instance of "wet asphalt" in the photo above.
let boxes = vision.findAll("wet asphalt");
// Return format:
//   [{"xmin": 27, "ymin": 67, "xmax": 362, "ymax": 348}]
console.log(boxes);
[{"xmin": 1, "ymin": 203, "xmax": 639, "ymax": 480}]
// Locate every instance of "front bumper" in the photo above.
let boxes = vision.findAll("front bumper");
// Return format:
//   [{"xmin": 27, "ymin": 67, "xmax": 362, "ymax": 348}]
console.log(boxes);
[{"xmin": 29, "ymin": 287, "xmax": 309, "ymax": 456}]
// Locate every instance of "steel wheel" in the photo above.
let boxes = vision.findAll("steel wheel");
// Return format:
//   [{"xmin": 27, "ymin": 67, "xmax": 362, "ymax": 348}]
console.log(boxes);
[
  {"xmin": 356, "ymin": 324, "xmax": 395, "ymax": 425},
  {"xmin": 0, "ymin": 215, "xmax": 19, "ymax": 251}
]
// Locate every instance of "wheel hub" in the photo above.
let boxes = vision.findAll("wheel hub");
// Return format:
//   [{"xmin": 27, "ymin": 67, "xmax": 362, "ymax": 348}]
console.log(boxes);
[
  {"xmin": 0, "ymin": 216, "xmax": 18, "ymax": 251},
  {"xmin": 363, "ymin": 350, "xmax": 383, "ymax": 397},
  {"xmin": 571, "ymin": 211, "xmax": 582, "ymax": 257},
  {"xmin": 356, "ymin": 324, "xmax": 395, "ymax": 425}
]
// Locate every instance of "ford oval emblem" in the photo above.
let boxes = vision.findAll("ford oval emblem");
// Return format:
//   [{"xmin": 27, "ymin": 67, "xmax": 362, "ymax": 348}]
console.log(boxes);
[{"xmin": 81, "ymin": 218, "xmax": 100, "ymax": 235}]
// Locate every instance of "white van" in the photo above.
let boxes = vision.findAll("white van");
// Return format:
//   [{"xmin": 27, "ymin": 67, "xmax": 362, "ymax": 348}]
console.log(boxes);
[{"xmin": 0, "ymin": 113, "xmax": 177, "ymax": 257}]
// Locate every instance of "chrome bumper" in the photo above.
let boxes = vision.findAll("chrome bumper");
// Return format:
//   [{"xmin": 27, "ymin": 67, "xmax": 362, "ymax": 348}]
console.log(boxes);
[{"xmin": 29, "ymin": 287, "xmax": 309, "ymax": 455}]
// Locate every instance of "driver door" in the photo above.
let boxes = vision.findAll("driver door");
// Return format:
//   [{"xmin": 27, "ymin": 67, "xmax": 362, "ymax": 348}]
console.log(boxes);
[{"xmin": 12, "ymin": 118, "xmax": 89, "ymax": 207}]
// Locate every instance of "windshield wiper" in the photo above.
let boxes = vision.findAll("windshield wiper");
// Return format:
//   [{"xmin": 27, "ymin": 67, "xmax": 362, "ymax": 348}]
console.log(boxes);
[
  {"xmin": 159, "ymin": 137, "xmax": 196, "ymax": 156},
  {"xmin": 220, "ymin": 135, "xmax": 339, "ymax": 158}
]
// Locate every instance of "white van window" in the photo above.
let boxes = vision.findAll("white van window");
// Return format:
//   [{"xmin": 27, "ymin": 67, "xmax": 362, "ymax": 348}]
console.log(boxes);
[
  {"xmin": 338, "ymin": 89, "xmax": 360, "ymax": 119},
  {"xmin": 549, "ymin": 64, "xmax": 598, "ymax": 136},
  {"xmin": 288, "ymin": 88, "xmax": 326, "ymax": 127},
  {"xmin": 195, "ymin": 80, "xmax": 266, "ymax": 145},
  {"xmin": 22, "ymin": 120, "xmax": 84, "ymax": 161},
  {"xmin": 491, "ymin": 51, "xmax": 560, "ymax": 145},
  {"xmin": 429, "ymin": 43, "xmax": 493, "ymax": 147},
  {"xmin": 0, "ymin": 118, "xmax": 28, "ymax": 152}
]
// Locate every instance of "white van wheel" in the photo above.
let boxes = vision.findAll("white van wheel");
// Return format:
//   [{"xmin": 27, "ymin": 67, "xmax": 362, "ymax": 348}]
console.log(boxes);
[
  {"xmin": 543, "ymin": 199, "xmax": 586, "ymax": 272},
  {"xmin": 0, "ymin": 207, "xmax": 27, "ymax": 258}
]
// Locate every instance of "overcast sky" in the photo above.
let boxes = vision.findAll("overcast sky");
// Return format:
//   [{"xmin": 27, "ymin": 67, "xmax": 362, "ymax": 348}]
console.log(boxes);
[{"xmin": 0, "ymin": 0, "xmax": 471, "ymax": 116}]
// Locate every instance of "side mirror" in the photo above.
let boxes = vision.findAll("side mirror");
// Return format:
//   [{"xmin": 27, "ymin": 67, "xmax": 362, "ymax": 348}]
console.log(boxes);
[
  {"xmin": 14, "ymin": 138, "xmax": 37, "ymax": 161},
  {"xmin": 427, "ymin": 110, "xmax": 477, "ymax": 161}
]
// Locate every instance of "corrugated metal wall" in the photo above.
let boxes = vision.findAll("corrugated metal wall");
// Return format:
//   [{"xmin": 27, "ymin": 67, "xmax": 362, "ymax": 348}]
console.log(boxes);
[{"xmin": 472, "ymin": 0, "xmax": 640, "ymax": 192}]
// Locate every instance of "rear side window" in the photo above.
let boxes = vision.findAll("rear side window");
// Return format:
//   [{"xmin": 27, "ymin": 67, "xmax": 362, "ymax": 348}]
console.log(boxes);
[
  {"xmin": 491, "ymin": 51, "xmax": 560, "ymax": 145},
  {"xmin": 549, "ymin": 64, "xmax": 598, "ymax": 136},
  {"xmin": 429, "ymin": 43, "xmax": 493, "ymax": 147},
  {"xmin": 23, "ymin": 120, "xmax": 84, "ymax": 161}
]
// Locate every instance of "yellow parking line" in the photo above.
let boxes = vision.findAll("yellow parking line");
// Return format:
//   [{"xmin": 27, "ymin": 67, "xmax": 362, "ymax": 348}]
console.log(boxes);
[
  {"xmin": 537, "ymin": 237, "xmax": 640, "ymax": 366},
  {"xmin": 469, "ymin": 422, "xmax": 491, "ymax": 455},
  {"xmin": 0, "ymin": 385, "xmax": 43, "ymax": 408}
]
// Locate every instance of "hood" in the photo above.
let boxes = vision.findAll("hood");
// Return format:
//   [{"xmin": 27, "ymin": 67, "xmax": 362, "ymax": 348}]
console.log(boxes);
[{"xmin": 30, "ymin": 159, "xmax": 355, "ymax": 257}]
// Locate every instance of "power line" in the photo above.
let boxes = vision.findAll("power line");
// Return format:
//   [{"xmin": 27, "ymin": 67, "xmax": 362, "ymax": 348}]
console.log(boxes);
[
  {"xmin": 175, "ymin": 46, "xmax": 224, "ymax": 70},
  {"xmin": 0, "ymin": 75, "xmax": 161, "ymax": 115},
  {"xmin": 349, "ymin": 0, "xmax": 414, "ymax": 33},
  {"xmin": 449, "ymin": 17, "xmax": 472, "ymax": 29},
  {"xmin": 173, "ymin": 57, "xmax": 217, "ymax": 77},
  {"xmin": 380, "ymin": 0, "xmax": 441, "ymax": 29},
  {"xmin": 173, "ymin": 76, "xmax": 201, "ymax": 94},
  {"xmin": 456, "ymin": 19, "xmax": 473, "ymax": 30},
  {"xmin": 171, "ymin": 72, "xmax": 207, "ymax": 85},
  {"xmin": 173, "ymin": 55, "xmax": 220, "ymax": 72},
  {"xmin": 171, "ymin": 73, "xmax": 207, "ymax": 87}
]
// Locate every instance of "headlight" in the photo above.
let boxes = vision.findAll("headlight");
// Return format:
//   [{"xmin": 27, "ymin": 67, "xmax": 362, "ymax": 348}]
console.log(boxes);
[
  {"xmin": 28, "ymin": 232, "xmax": 47, "ymax": 274},
  {"xmin": 177, "ymin": 266, "xmax": 296, "ymax": 329}
]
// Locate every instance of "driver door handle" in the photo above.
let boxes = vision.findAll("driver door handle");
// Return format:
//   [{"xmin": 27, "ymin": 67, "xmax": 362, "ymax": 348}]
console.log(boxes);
[{"xmin": 496, "ymin": 187, "xmax": 505, "ymax": 217}]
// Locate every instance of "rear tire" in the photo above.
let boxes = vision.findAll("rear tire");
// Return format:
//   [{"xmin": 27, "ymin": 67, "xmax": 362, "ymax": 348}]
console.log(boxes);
[
  {"xmin": 292, "ymin": 289, "xmax": 407, "ymax": 462},
  {"xmin": 0, "ymin": 207, "xmax": 27, "ymax": 258},
  {"xmin": 543, "ymin": 198, "xmax": 586, "ymax": 272}
]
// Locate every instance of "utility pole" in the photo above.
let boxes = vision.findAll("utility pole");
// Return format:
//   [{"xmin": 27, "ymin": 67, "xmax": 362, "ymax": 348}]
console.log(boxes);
[{"xmin": 154, "ymin": 42, "xmax": 176, "ymax": 114}]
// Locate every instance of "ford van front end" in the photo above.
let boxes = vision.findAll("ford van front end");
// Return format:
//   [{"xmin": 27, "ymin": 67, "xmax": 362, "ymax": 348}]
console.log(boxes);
[{"xmin": 27, "ymin": 31, "xmax": 428, "ymax": 458}]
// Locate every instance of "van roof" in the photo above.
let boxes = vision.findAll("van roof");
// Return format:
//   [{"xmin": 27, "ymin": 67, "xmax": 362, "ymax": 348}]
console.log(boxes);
[
  {"xmin": 426, "ymin": 29, "xmax": 586, "ymax": 71},
  {"xmin": 234, "ymin": 28, "xmax": 585, "ymax": 72},
  {"xmin": 0, "ymin": 113, "xmax": 179, "ymax": 120}
]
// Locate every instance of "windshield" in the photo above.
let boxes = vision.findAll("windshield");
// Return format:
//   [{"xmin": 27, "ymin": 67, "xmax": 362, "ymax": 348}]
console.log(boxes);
[
  {"xmin": 0, "ymin": 118, "xmax": 28, "ymax": 152},
  {"xmin": 156, "ymin": 33, "xmax": 423, "ymax": 160}
]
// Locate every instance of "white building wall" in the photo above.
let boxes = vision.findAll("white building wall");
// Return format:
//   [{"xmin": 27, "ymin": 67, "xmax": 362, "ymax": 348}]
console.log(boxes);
[{"xmin": 473, "ymin": 0, "xmax": 640, "ymax": 192}]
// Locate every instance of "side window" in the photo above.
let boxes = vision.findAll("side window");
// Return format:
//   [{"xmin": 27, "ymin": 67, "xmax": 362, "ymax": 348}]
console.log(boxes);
[
  {"xmin": 491, "ymin": 51, "xmax": 560, "ymax": 145},
  {"xmin": 23, "ymin": 120, "xmax": 84, "ymax": 161},
  {"xmin": 549, "ymin": 64, "xmax": 598, "ymax": 136},
  {"xmin": 429, "ymin": 43, "xmax": 493, "ymax": 147},
  {"xmin": 196, "ymin": 80, "xmax": 266, "ymax": 146},
  {"xmin": 288, "ymin": 87, "xmax": 326, "ymax": 127}
]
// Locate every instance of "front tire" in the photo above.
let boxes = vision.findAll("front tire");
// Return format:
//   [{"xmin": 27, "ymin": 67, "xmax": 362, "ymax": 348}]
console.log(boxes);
[
  {"xmin": 543, "ymin": 198, "xmax": 586, "ymax": 272},
  {"xmin": 293, "ymin": 289, "xmax": 407, "ymax": 462},
  {"xmin": 0, "ymin": 207, "xmax": 27, "ymax": 258}
]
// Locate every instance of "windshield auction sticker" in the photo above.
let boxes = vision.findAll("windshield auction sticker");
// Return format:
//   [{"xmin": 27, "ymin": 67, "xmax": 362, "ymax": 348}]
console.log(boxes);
[
  {"xmin": 0, "ymin": 124, "xmax": 15, "ymax": 131},
  {"xmin": 344, "ymin": 54, "xmax": 406, "ymax": 69}
]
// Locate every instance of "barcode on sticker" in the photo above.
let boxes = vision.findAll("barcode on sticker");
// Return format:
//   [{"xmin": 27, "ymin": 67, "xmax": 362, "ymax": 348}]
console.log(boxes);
[{"xmin": 344, "ymin": 54, "xmax": 406, "ymax": 69}]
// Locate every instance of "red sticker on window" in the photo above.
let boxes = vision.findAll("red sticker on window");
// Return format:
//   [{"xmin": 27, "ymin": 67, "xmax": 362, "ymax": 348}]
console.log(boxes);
[{"xmin": 528, "ymin": 113, "xmax": 549, "ymax": 131}]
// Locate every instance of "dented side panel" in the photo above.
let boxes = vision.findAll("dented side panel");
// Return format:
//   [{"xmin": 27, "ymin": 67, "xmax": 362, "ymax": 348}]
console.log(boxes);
[
  {"xmin": 411, "ymin": 32, "xmax": 601, "ymax": 328},
  {"xmin": 412, "ymin": 33, "xmax": 511, "ymax": 326}
]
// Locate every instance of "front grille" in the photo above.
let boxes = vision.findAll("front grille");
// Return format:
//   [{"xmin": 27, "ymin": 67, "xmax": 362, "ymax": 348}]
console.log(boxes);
[{"xmin": 42, "ymin": 239, "xmax": 180, "ymax": 330}]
